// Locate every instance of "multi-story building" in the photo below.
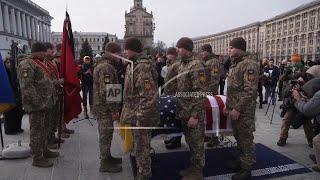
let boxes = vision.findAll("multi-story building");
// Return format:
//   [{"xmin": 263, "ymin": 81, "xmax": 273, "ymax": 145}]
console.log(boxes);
[
  {"xmin": 193, "ymin": 0, "xmax": 320, "ymax": 63},
  {"xmin": 51, "ymin": 32, "xmax": 118, "ymax": 59},
  {"xmin": 124, "ymin": 0, "xmax": 155, "ymax": 49},
  {"xmin": 0, "ymin": 0, "xmax": 52, "ymax": 57}
]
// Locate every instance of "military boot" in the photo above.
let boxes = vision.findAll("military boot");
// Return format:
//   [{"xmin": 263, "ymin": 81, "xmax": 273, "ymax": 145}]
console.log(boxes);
[
  {"xmin": 277, "ymin": 138, "xmax": 287, "ymax": 146},
  {"xmin": 259, "ymin": 103, "xmax": 263, "ymax": 109},
  {"xmin": 232, "ymin": 169, "xmax": 252, "ymax": 180},
  {"xmin": 53, "ymin": 136, "xmax": 65, "ymax": 144},
  {"xmin": 99, "ymin": 158, "xmax": 122, "ymax": 173},
  {"xmin": 109, "ymin": 155, "xmax": 122, "ymax": 164},
  {"xmin": 180, "ymin": 166, "xmax": 195, "ymax": 176},
  {"xmin": 47, "ymin": 143, "xmax": 58, "ymax": 150},
  {"xmin": 182, "ymin": 168, "xmax": 203, "ymax": 180},
  {"xmin": 44, "ymin": 149, "xmax": 60, "ymax": 158},
  {"xmin": 32, "ymin": 156, "xmax": 54, "ymax": 168},
  {"xmin": 63, "ymin": 128, "xmax": 75, "ymax": 134}
]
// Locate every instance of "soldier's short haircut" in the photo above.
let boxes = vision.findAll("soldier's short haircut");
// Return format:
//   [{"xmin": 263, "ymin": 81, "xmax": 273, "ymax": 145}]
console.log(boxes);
[
  {"xmin": 201, "ymin": 44, "xmax": 212, "ymax": 54},
  {"xmin": 43, "ymin": 42, "xmax": 54, "ymax": 50},
  {"xmin": 31, "ymin": 42, "xmax": 46, "ymax": 53},
  {"xmin": 166, "ymin": 47, "xmax": 177, "ymax": 56},
  {"xmin": 176, "ymin": 37, "xmax": 194, "ymax": 52},
  {"xmin": 105, "ymin": 42, "xmax": 121, "ymax": 53},
  {"xmin": 124, "ymin": 37, "xmax": 143, "ymax": 53}
]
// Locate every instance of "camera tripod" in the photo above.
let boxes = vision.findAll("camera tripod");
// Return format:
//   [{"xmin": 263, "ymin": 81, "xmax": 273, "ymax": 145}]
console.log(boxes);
[{"xmin": 265, "ymin": 87, "xmax": 278, "ymax": 124}]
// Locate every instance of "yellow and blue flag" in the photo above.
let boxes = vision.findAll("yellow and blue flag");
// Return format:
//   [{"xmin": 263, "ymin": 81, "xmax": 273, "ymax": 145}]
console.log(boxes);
[{"xmin": 0, "ymin": 54, "xmax": 15, "ymax": 113}]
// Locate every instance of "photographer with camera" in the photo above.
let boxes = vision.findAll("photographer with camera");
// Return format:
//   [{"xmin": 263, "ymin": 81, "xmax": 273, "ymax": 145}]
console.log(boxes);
[
  {"xmin": 277, "ymin": 54, "xmax": 314, "ymax": 147},
  {"xmin": 292, "ymin": 77, "xmax": 320, "ymax": 172}
]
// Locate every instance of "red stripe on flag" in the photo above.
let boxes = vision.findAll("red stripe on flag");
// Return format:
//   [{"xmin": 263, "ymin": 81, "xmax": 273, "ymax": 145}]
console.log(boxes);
[
  {"xmin": 205, "ymin": 98, "xmax": 213, "ymax": 130},
  {"xmin": 215, "ymin": 96, "xmax": 227, "ymax": 129}
]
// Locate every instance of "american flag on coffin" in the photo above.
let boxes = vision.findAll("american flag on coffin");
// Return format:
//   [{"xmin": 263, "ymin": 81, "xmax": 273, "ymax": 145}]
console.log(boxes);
[
  {"xmin": 205, "ymin": 95, "xmax": 232, "ymax": 136},
  {"xmin": 152, "ymin": 95, "xmax": 232, "ymax": 138}
]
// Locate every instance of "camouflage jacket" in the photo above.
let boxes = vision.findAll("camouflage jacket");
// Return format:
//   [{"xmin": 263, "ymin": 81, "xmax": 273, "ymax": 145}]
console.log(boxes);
[
  {"xmin": 205, "ymin": 58, "xmax": 221, "ymax": 95},
  {"xmin": 164, "ymin": 60, "xmax": 181, "ymax": 96},
  {"xmin": 120, "ymin": 54, "xmax": 160, "ymax": 127},
  {"xmin": 226, "ymin": 55, "xmax": 259, "ymax": 114},
  {"xmin": 17, "ymin": 57, "xmax": 55, "ymax": 113},
  {"xmin": 176, "ymin": 55, "xmax": 208, "ymax": 120},
  {"xmin": 92, "ymin": 57, "xmax": 121, "ymax": 116}
]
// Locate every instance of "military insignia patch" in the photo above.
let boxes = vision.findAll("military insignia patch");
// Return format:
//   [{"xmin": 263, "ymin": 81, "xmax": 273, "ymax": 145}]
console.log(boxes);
[
  {"xmin": 104, "ymin": 75, "xmax": 110, "ymax": 84},
  {"xmin": 22, "ymin": 70, "xmax": 28, "ymax": 78},
  {"xmin": 211, "ymin": 67, "xmax": 219, "ymax": 75},
  {"xmin": 144, "ymin": 80, "xmax": 152, "ymax": 91},
  {"xmin": 199, "ymin": 72, "xmax": 206, "ymax": 82},
  {"xmin": 247, "ymin": 69, "xmax": 255, "ymax": 82}
]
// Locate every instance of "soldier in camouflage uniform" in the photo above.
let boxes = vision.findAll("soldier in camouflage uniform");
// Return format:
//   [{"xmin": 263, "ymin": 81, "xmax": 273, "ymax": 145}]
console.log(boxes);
[
  {"xmin": 93, "ymin": 42, "xmax": 123, "ymax": 173},
  {"xmin": 44, "ymin": 43, "xmax": 64, "ymax": 149},
  {"xmin": 18, "ymin": 43, "xmax": 59, "ymax": 168},
  {"xmin": 120, "ymin": 38, "xmax": 159, "ymax": 180},
  {"xmin": 175, "ymin": 37, "xmax": 207, "ymax": 180},
  {"xmin": 162, "ymin": 47, "xmax": 183, "ymax": 149},
  {"xmin": 225, "ymin": 38, "xmax": 260, "ymax": 180}
]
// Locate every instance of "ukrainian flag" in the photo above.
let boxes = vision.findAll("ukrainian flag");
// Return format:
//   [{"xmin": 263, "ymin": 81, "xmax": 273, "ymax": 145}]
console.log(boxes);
[{"xmin": 0, "ymin": 54, "xmax": 15, "ymax": 113}]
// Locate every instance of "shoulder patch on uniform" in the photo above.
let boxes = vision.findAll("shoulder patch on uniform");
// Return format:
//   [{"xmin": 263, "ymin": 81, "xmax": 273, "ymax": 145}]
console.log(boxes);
[
  {"xmin": 104, "ymin": 74, "xmax": 110, "ymax": 84},
  {"xmin": 247, "ymin": 69, "xmax": 255, "ymax": 82},
  {"xmin": 198, "ymin": 72, "xmax": 206, "ymax": 83},
  {"xmin": 211, "ymin": 65, "xmax": 219, "ymax": 75},
  {"xmin": 144, "ymin": 80, "xmax": 152, "ymax": 91}
]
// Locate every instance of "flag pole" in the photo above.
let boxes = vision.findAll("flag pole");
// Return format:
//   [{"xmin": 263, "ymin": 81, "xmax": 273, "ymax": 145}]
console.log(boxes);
[{"xmin": 0, "ymin": 115, "xmax": 4, "ymax": 149}]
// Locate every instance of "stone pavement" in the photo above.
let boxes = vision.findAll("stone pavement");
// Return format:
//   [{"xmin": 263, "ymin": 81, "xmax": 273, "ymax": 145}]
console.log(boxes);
[{"xmin": 0, "ymin": 103, "xmax": 319, "ymax": 180}]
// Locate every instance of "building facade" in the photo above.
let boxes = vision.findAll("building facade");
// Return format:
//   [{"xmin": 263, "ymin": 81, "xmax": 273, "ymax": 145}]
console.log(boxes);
[
  {"xmin": 0, "ymin": 0, "xmax": 52, "ymax": 57},
  {"xmin": 193, "ymin": 0, "xmax": 320, "ymax": 63},
  {"xmin": 51, "ymin": 31, "xmax": 118, "ymax": 59},
  {"xmin": 124, "ymin": 0, "xmax": 155, "ymax": 48}
]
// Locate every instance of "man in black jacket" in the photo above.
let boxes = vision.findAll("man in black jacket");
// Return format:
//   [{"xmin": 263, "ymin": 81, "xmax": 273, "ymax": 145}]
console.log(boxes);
[
  {"xmin": 80, "ymin": 56, "xmax": 94, "ymax": 117},
  {"xmin": 263, "ymin": 59, "xmax": 280, "ymax": 105}
]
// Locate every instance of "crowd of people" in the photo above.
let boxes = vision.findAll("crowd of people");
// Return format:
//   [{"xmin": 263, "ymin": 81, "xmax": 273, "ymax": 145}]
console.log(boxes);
[{"xmin": 1, "ymin": 35, "xmax": 320, "ymax": 180}]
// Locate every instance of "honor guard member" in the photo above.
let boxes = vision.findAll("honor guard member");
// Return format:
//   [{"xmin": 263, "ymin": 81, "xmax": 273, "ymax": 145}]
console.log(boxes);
[
  {"xmin": 44, "ymin": 42, "xmax": 64, "ymax": 149},
  {"xmin": 200, "ymin": 44, "xmax": 222, "ymax": 148},
  {"xmin": 120, "ymin": 38, "xmax": 159, "ymax": 180},
  {"xmin": 176, "ymin": 37, "xmax": 207, "ymax": 180},
  {"xmin": 225, "ymin": 37, "xmax": 260, "ymax": 180},
  {"xmin": 163, "ymin": 47, "xmax": 183, "ymax": 149},
  {"xmin": 93, "ymin": 42, "xmax": 123, "ymax": 173},
  {"xmin": 18, "ymin": 43, "xmax": 59, "ymax": 168}
]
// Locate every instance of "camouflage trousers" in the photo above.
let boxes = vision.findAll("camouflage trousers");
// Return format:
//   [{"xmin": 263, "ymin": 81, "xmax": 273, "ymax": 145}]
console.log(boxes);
[
  {"xmin": 47, "ymin": 106, "xmax": 59, "ymax": 143},
  {"xmin": 232, "ymin": 113, "xmax": 256, "ymax": 171},
  {"xmin": 29, "ymin": 111, "xmax": 48, "ymax": 157},
  {"xmin": 133, "ymin": 129, "xmax": 152, "ymax": 177},
  {"xmin": 313, "ymin": 134, "xmax": 320, "ymax": 168},
  {"xmin": 280, "ymin": 110, "xmax": 315, "ymax": 143},
  {"xmin": 181, "ymin": 115, "xmax": 205, "ymax": 170},
  {"xmin": 97, "ymin": 114, "xmax": 114, "ymax": 159}
]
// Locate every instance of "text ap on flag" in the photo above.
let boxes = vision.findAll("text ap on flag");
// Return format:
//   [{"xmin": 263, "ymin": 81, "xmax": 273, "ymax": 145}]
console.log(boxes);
[{"xmin": 106, "ymin": 84, "xmax": 122, "ymax": 103}]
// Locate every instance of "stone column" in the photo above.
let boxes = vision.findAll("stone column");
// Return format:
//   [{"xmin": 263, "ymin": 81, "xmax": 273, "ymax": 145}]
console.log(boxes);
[
  {"xmin": 39, "ymin": 21, "xmax": 43, "ymax": 42},
  {"xmin": 10, "ymin": 7, "xmax": 17, "ymax": 35},
  {"xmin": 17, "ymin": 10, "xmax": 22, "ymax": 36},
  {"xmin": 21, "ymin": 13, "xmax": 27, "ymax": 38},
  {"xmin": 26, "ymin": 15, "xmax": 31, "ymax": 39},
  {"xmin": 35, "ymin": 20, "xmax": 39, "ymax": 41},
  {"xmin": 48, "ymin": 25, "xmax": 51, "ymax": 42},
  {"xmin": 0, "ymin": 1, "xmax": 4, "ymax": 31},
  {"xmin": 3, "ymin": 4, "xmax": 10, "ymax": 33},
  {"xmin": 31, "ymin": 17, "xmax": 36, "ymax": 40},
  {"xmin": 43, "ymin": 24, "xmax": 47, "ymax": 42}
]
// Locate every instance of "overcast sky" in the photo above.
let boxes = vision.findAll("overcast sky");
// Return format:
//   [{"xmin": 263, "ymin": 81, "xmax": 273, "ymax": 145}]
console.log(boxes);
[{"xmin": 32, "ymin": 0, "xmax": 314, "ymax": 46}]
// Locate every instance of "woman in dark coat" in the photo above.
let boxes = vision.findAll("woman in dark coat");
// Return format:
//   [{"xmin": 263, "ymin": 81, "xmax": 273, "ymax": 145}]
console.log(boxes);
[{"xmin": 3, "ymin": 57, "xmax": 24, "ymax": 135}]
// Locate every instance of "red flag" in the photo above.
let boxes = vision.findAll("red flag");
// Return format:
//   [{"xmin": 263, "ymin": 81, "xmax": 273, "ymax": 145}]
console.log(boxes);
[{"xmin": 60, "ymin": 12, "xmax": 82, "ymax": 123}]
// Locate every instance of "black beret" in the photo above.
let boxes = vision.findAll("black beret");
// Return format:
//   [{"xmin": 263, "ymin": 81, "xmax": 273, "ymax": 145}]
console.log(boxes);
[
  {"xmin": 176, "ymin": 37, "xmax": 194, "ymax": 52},
  {"xmin": 105, "ymin": 42, "xmax": 121, "ymax": 53},
  {"xmin": 31, "ymin": 42, "xmax": 46, "ymax": 53},
  {"xmin": 124, "ymin": 37, "xmax": 143, "ymax": 53},
  {"xmin": 201, "ymin": 44, "xmax": 212, "ymax": 54},
  {"xmin": 229, "ymin": 37, "xmax": 246, "ymax": 51}
]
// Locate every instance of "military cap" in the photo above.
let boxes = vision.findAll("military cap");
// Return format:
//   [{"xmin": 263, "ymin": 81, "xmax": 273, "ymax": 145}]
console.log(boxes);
[
  {"xmin": 105, "ymin": 42, "xmax": 121, "ymax": 53},
  {"xmin": 124, "ymin": 37, "xmax": 143, "ymax": 53},
  {"xmin": 176, "ymin": 37, "xmax": 194, "ymax": 52},
  {"xmin": 31, "ymin": 42, "xmax": 46, "ymax": 53},
  {"xmin": 230, "ymin": 37, "xmax": 247, "ymax": 51}
]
